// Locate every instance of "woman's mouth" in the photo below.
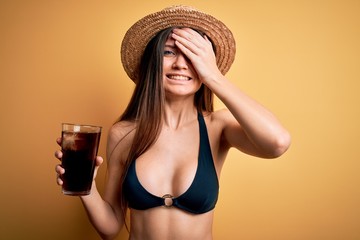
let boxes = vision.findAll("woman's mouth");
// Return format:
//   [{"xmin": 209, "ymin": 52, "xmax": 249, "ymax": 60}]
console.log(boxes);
[{"xmin": 166, "ymin": 74, "xmax": 191, "ymax": 81}]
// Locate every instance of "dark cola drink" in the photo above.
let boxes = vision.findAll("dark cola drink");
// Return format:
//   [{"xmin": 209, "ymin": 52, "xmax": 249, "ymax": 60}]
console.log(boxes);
[{"xmin": 61, "ymin": 124, "xmax": 101, "ymax": 196}]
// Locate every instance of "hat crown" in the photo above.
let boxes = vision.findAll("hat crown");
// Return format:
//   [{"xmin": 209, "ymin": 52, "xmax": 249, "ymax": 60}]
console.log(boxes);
[{"xmin": 164, "ymin": 5, "xmax": 196, "ymax": 12}]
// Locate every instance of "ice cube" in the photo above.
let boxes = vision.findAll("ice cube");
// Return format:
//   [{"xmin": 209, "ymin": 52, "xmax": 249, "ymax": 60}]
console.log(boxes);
[
  {"xmin": 62, "ymin": 133, "xmax": 77, "ymax": 151},
  {"xmin": 74, "ymin": 125, "xmax": 81, "ymax": 132}
]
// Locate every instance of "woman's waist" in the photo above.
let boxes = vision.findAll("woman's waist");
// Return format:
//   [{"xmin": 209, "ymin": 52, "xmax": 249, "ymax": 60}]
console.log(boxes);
[{"xmin": 129, "ymin": 207, "xmax": 214, "ymax": 240}]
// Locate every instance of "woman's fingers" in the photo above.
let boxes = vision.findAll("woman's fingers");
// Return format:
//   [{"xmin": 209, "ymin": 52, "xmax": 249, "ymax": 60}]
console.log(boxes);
[
  {"xmin": 95, "ymin": 156, "xmax": 103, "ymax": 166},
  {"xmin": 54, "ymin": 150, "xmax": 63, "ymax": 161},
  {"xmin": 56, "ymin": 175, "xmax": 63, "ymax": 185},
  {"xmin": 55, "ymin": 164, "xmax": 65, "ymax": 185},
  {"xmin": 55, "ymin": 138, "xmax": 62, "ymax": 161},
  {"xmin": 55, "ymin": 164, "xmax": 65, "ymax": 174},
  {"xmin": 56, "ymin": 137, "xmax": 62, "ymax": 146},
  {"xmin": 173, "ymin": 28, "xmax": 204, "ymax": 47},
  {"xmin": 172, "ymin": 28, "xmax": 212, "ymax": 55},
  {"xmin": 171, "ymin": 28, "xmax": 220, "ymax": 81},
  {"xmin": 92, "ymin": 156, "xmax": 104, "ymax": 180}
]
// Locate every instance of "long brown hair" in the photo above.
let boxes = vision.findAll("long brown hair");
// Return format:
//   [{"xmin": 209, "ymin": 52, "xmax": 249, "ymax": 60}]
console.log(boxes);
[{"xmin": 118, "ymin": 27, "xmax": 214, "ymax": 225}]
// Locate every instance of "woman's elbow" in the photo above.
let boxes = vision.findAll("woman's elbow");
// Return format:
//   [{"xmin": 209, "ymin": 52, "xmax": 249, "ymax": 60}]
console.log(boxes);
[
  {"xmin": 99, "ymin": 231, "xmax": 120, "ymax": 240},
  {"xmin": 96, "ymin": 222, "xmax": 123, "ymax": 240},
  {"xmin": 267, "ymin": 131, "xmax": 291, "ymax": 158}
]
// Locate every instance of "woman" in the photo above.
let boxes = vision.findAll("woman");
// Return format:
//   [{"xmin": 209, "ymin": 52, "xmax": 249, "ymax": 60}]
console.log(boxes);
[{"xmin": 55, "ymin": 5, "xmax": 291, "ymax": 240}]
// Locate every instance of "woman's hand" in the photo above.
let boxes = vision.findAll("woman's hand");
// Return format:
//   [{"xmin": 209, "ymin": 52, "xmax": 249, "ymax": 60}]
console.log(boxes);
[
  {"xmin": 54, "ymin": 137, "xmax": 103, "ymax": 186},
  {"xmin": 171, "ymin": 28, "xmax": 222, "ymax": 83}
]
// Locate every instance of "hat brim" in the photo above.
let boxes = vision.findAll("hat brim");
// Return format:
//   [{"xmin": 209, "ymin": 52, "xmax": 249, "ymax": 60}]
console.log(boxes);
[{"xmin": 121, "ymin": 5, "xmax": 236, "ymax": 82}]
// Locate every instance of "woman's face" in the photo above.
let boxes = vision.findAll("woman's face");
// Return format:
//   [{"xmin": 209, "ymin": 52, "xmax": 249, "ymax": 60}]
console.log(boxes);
[{"xmin": 162, "ymin": 35, "xmax": 202, "ymax": 98}]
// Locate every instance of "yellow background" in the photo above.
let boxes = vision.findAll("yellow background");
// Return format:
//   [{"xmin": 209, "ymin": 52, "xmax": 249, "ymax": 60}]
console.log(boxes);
[{"xmin": 1, "ymin": 0, "xmax": 359, "ymax": 239}]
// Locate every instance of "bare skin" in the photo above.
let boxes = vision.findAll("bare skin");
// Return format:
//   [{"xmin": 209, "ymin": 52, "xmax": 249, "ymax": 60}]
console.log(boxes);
[{"xmin": 54, "ymin": 28, "xmax": 291, "ymax": 240}]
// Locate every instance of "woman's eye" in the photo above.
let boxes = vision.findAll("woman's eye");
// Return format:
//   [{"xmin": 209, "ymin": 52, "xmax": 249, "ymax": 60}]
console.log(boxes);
[{"xmin": 164, "ymin": 50, "xmax": 175, "ymax": 56}]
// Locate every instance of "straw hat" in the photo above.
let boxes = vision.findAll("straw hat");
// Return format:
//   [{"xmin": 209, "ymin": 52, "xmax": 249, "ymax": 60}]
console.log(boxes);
[{"xmin": 121, "ymin": 5, "xmax": 236, "ymax": 82}]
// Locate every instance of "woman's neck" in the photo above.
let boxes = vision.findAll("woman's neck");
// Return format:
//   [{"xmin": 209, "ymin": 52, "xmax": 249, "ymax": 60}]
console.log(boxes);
[{"xmin": 163, "ymin": 98, "xmax": 197, "ymax": 130}]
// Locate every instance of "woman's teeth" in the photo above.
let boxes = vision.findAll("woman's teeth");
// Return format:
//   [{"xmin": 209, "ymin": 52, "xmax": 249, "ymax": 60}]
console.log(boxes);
[{"xmin": 168, "ymin": 75, "xmax": 190, "ymax": 81}]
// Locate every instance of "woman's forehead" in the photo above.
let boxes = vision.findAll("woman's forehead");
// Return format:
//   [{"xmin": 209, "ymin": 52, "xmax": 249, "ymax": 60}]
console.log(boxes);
[{"xmin": 165, "ymin": 37, "xmax": 176, "ymax": 46}]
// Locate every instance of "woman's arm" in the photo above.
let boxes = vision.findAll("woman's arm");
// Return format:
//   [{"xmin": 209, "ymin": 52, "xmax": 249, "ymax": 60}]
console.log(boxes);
[
  {"xmin": 55, "ymin": 123, "xmax": 127, "ymax": 239},
  {"xmin": 79, "ymin": 154, "xmax": 124, "ymax": 239},
  {"xmin": 79, "ymin": 174, "xmax": 123, "ymax": 240},
  {"xmin": 79, "ymin": 123, "xmax": 132, "ymax": 239},
  {"xmin": 172, "ymin": 28, "xmax": 291, "ymax": 158},
  {"xmin": 210, "ymin": 87, "xmax": 291, "ymax": 158}
]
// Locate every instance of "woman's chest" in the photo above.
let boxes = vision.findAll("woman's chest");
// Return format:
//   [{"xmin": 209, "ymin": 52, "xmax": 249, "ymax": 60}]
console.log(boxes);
[{"xmin": 135, "ymin": 127, "xmax": 200, "ymax": 196}]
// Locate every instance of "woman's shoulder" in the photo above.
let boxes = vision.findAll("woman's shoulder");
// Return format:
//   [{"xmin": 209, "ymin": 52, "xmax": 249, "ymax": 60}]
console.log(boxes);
[
  {"xmin": 108, "ymin": 120, "xmax": 136, "ymax": 142},
  {"xmin": 107, "ymin": 120, "xmax": 136, "ymax": 161},
  {"xmin": 203, "ymin": 108, "xmax": 232, "ymax": 125}
]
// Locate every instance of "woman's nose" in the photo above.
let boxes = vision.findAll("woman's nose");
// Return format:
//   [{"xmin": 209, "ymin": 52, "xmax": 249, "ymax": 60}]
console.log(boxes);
[{"xmin": 172, "ymin": 53, "xmax": 189, "ymax": 69}]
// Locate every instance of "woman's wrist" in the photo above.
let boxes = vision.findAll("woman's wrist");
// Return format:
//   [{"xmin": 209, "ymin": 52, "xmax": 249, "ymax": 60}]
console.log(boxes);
[{"xmin": 79, "ymin": 180, "xmax": 98, "ymax": 199}]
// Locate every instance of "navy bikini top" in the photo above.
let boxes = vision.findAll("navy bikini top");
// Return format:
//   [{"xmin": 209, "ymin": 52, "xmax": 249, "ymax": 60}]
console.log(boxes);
[{"xmin": 122, "ymin": 112, "xmax": 219, "ymax": 214}]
